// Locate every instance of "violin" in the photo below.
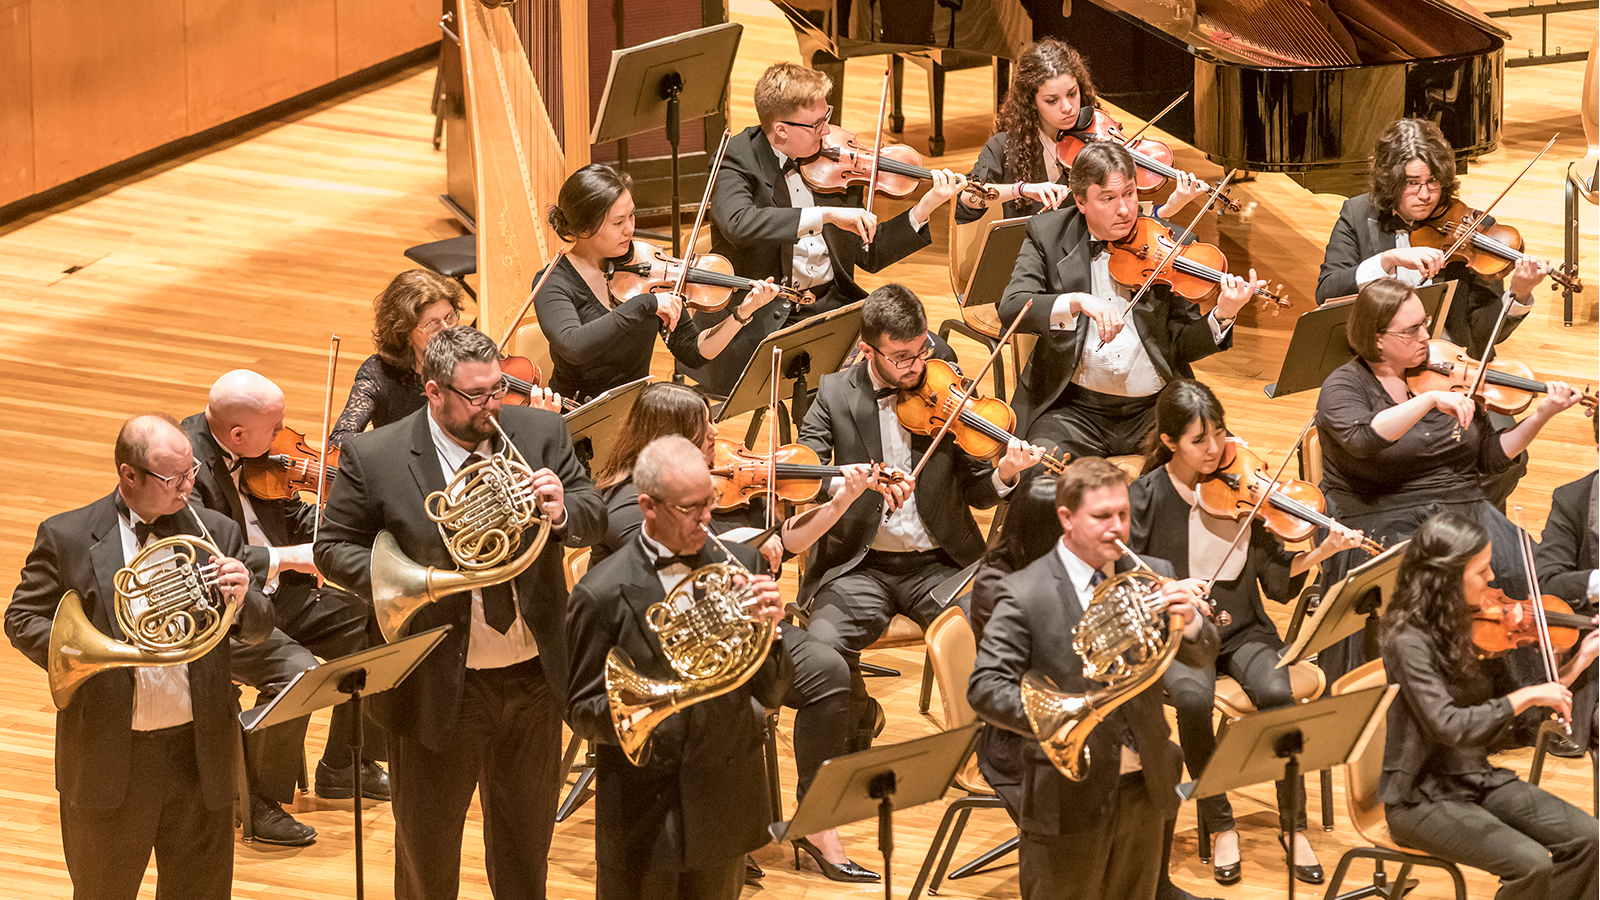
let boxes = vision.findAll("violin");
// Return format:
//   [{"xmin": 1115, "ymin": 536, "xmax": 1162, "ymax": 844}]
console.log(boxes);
[
  {"xmin": 1196, "ymin": 437, "xmax": 1383, "ymax": 555},
  {"xmin": 1469, "ymin": 587, "xmax": 1595, "ymax": 658},
  {"xmin": 1109, "ymin": 217, "xmax": 1292, "ymax": 311},
  {"xmin": 799, "ymin": 125, "xmax": 999, "ymax": 204},
  {"xmin": 1404, "ymin": 339, "xmax": 1599, "ymax": 417},
  {"xmin": 607, "ymin": 239, "xmax": 816, "ymax": 313},
  {"xmin": 1411, "ymin": 200, "xmax": 1583, "ymax": 294},
  {"xmin": 241, "ymin": 425, "xmax": 339, "ymax": 502},
  {"xmin": 497, "ymin": 354, "xmax": 579, "ymax": 413},
  {"xmin": 709, "ymin": 437, "xmax": 907, "ymax": 511},
  {"xmin": 893, "ymin": 359, "xmax": 1070, "ymax": 472},
  {"xmin": 1055, "ymin": 109, "xmax": 1241, "ymax": 213}
]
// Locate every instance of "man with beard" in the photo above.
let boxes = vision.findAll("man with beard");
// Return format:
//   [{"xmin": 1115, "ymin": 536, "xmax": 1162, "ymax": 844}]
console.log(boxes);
[
  {"xmin": 315, "ymin": 326, "xmax": 605, "ymax": 899},
  {"xmin": 789, "ymin": 283, "xmax": 1043, "ymax": 871}
]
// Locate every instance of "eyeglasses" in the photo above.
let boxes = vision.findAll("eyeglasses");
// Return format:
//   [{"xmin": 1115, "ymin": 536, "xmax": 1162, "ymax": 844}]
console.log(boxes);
[
  {"xmin": 139, "ymin": 461, "xmax": 201, "ymax": 487},
  {"xmin": 1382, "ymin": 315, "xmax": 1433, "ymax": 340},
  {"xmin": 418, "ymin": 309, "xmax": 461, "ymax": 336},
  {"xmin": 448, "ymin": 382, "xmax": 510, "ymax": 407},
  {"xmin": 1402, "ymin": 177, "xmax": 1442, "ymax": 195},
  {"xmin": 777, "ymin": 105, "xmax": 833, "ymax": 134},
  {"xmin": 658, "ymin": 494, "xmax": 718, "ymax": 517},
  {"xmin": 871, "ymin": 336, "xmax": 934, "ymax": 370}
]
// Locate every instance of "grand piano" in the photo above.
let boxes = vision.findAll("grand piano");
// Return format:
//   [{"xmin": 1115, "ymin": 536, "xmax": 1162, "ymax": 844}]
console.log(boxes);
[{"xmin": 770, "ymin": 0, "xmax": 1509, "ymax": 195}]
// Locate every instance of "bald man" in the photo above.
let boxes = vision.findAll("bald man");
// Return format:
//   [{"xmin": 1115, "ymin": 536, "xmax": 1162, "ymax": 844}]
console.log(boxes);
[
  {"xmin": 6, "ymin": 414, "xmax": 273, "ymax": 899},
  {"xmin": 183, "ymin": 370, "xmax": 385, "ymax": 846}
]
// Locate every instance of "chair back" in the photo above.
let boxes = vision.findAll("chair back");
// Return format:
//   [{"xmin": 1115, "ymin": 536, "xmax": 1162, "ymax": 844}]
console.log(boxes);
[
  {"xmin": 564, "ymin": 547, "xmax": 591, "ymax": 591},
  {"xmin": 1301, "ymin": 425, "xmax": 1323, "ymax": 486},
  {"xmin": 949, "ymin": 202, "xmax": 999, "ymax": 296},
  {"xmin": 1330, "ymin": 659, "xmax": 1390, "ymax": 847},
  {"xmin": 924, "ymin": 604, "xmax": 993, "ymax": 794}
]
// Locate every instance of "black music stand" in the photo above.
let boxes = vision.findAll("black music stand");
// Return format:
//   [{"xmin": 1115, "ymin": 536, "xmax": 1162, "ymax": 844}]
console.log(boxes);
[
  {"xmin": 961, "ymin": 216, "xmax": 1033, "ymax": 309},
  {"xmin": 713, "ymin": 300, "xmax": 866, "ymax": 445},
  {"xmin": 563, "ymin": 376, "xmax": 652, "ymax": 479},
  {"xmin": 241, "ymin": 626, "xmax": 450, "ymax": 900},
  {"xmin": 1278, "ymin": 540, "xmax": 1409, "ymax": 667},
  {"xmin": 1181, "ymin": 685, "xmax": 1396, "ymax": 900},
  {"xmin": 590, "ymin": 23, "xmax": 743, "ymax": 255},
  {"xmin": 1264, "ymin": 281, "xmax": 1457, "ymax": 398},
  {"xmin": 770, "ymin": 725, "xmax": 979, "ymax": 900}
]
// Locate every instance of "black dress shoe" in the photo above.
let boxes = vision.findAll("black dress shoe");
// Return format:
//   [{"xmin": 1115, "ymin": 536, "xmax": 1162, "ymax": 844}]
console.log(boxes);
[
  {"xmin": 248, "ymin": 795, "xmax": 316, "ymax": 846},
  {"xmin": 1278, "ymin": 834, "xmax": 1325, "ymax": 885},
  {"xmin": 744, "ymin": 854, "xmax": 765, "ymax": 885},
  {"xmin": 792, "ymin": 836, "xmax": 880, "ymax": 883},
  {"xmin": 1212, "ymin": 859, "xmax": 1241, "ymax": 886},
  {"xmin": 316, "ymin": 759, "xmax": 391, "ymax": 802},
  {"xmin": 1547, "ymin": 733, "xmax": 1588, "ymax": 759}
]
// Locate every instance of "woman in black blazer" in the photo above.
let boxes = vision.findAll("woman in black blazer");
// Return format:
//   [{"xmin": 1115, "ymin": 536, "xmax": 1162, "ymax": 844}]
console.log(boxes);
[{"xmin": 1380, "ymin": 511, "xmax": 1598, "ymax": 900}]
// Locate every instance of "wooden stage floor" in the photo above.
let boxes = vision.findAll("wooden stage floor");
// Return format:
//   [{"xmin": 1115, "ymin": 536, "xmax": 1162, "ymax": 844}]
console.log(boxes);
[{"xmin": 0, "ymin": 1, "xmax": 1594, "ymax": 897}]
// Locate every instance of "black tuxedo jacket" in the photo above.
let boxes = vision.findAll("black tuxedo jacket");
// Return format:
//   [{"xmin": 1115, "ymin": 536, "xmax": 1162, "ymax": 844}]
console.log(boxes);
[
  {"xmin": 795, "ymin": 359, "xmax": 1002, "ymax": 603},
  {"xmin": 1000, "ymin": 206, "xmax": 1229, "ymax": 434},
  {"xmin": 1315, "ymin": 193, "xmax": 1519, "ymax": 358},
  {"xmin": 682, "ymin": 125, "xmax": 933, "ymax": 396},
  {"xmin": 967, "ymin": 549, "xmax": 1218, "ymax": 836},
  {"xmin": 1536, "ymin": 470, "xmax": 1598, "ymax": 612},
  {"xmin": 313, "ymin": 405, "xmax": 605, "ymax": 749},
  {"xmin": 565, "ymin": 536, "xmax": 792, "ymax": 870},
  {"xmin": 5, "ymin": 492, "xmax": 274, "ymax": 809}
]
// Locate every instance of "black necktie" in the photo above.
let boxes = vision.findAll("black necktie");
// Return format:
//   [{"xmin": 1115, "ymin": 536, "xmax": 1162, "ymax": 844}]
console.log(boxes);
[
  {"xmin": 654, "ymin": 553, "xmax": 698, "ymax": 571},
  {"xmin": 1088, "ymin": 569, "xmax": 1106, "ymax": 590},
  {"xmin": 460, "ymin": 452, "xmax": 517, "ymax": 633}
]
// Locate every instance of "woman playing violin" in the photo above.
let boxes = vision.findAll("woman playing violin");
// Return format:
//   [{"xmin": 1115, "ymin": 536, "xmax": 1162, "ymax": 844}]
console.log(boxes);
[
  {"xmin": 1380, "ymin": 511, "xmax": 1597, "ymax": 900},
  {"xmin": 1130, "ymin": 379, "xmax": 1364, "ymax": 886},
  {"xmin": 955, "ymin": 39, "xmax": 1205, "ymax": 224},
  {"xmin": 1313, "ymin": 278, "xmax": 1583, "ymax": 678},
  {"xmin": 534, "ymin": 164, "xmax": 779, "ymax": 403}
]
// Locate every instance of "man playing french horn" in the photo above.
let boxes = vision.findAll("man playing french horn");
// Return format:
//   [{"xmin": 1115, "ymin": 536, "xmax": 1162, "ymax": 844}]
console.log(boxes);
[
  {"xmin": 565, "ymin": 435, "xmax": 790, "ymax": 900},
  {"xmin": 969, "ymin": 456, "xmax": 1217, "ymax": 900},
  {"xmin": 5, "ymin": 414, "xmax": 273, "ymax": 900},
  {"xmin": 314, "ymin": 325, "xmax": 604, "ymax": 900}
]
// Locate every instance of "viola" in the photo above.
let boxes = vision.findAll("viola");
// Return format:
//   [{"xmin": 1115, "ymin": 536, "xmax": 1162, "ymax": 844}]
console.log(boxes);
[
  {"xmin": 241, "ymin": 425, "xmax": 339, "ymax": 502},
  {"xmin": 607, "ymin": 239, "xmax": 815, "ymax": 313},
  {"xmin": 1469, "ymin": 587, "xmax": 1595, "ymax": 658},
  {"xmin": 893, "ymin": 359, "xmax": 1069, "ymax": 472},
  {"xmin": 799, "ymin": 125, "xmax": 999, "ymax": 204},
  {"xmin": 1109, "ymin": 217, "xmax": 1292, "ymax": 311},
  {"xmin": 709, "ymin": 437, "xmax": 907, "ymax": 511},
  {"xmin": 1195, "ymin": 437, "xmax": 1382, "ymax": 555},
  {"xmin": 1055, "ymin": 109, "xmax": 1241, "ymax": 213},
  {"xmin": 1404, "ymin": 339, "xmax": 1599, "ymax": 417},
  {"xmin": 1411, "ymin": 200, "xmax": 1583, "ymax": 294},
  {"xmin": 498, "ymin": 354, "xmax": 579, "ymax": 413}
]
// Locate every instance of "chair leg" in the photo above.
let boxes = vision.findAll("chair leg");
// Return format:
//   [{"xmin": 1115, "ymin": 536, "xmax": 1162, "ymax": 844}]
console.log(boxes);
[
  {"xmin": 907, "ymin": 797, "xmax": 967, "ymax": 900},
  {"xmin": 926, "ymin": 62, "xmax": 947, "ymax": 157},
  {"xmin": 1197, "ymin": 816, "xmax": 1211, "ymax": 862},
  {"xmin": 948, "ymin": 833, "xmax": 1019, "ymax": 879},
  {"xmin": 890, "ymin": 55, "xmax": 906, "ymax": 134},
  {"xmin": 919, "ymin": 649, "xmax": 935, "ymax": 714},
  {"xmin": 1322, "ymin": 767, "xmax": 1335, "ymax": 830},
  {"xmin": 556, "ymin": 742, "xmax": 596, "ymax": 823},
  {"xmin": 1530, "ymin": 721, "xmax": 1553, "ymax": 785},
  {"xmin": 928, "ymin": 804, "xmax": 977, "ymax": 892},
  {"xmin": 235, "ymin": 723, "xmax": 255, "ymax": 843},
  {"xmin": 861, "ymin": 661, "xmax": 900, "ymax": 677},
  {"xmin": 764, "ymin": 712, "xmax": 783, "ymax": 821},
  {"xmin": 1565, "ymin": 163, "xmax": 1577, "ymax": 327}
]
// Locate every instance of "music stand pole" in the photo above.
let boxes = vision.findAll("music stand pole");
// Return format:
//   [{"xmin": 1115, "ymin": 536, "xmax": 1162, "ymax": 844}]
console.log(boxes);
[
  {"xmin": 661, "ymin": 73, "xmax": 684, "ymax": 256},
  {"xmin": 341, "ymin": 669, "xmax": 368, "ymax": 900}
]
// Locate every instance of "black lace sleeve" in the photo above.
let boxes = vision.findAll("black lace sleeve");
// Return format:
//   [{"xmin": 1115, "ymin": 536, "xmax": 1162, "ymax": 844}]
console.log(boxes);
[{"xmin": 330, "ymin": 356, "xmax": 386, "ymax": 449}]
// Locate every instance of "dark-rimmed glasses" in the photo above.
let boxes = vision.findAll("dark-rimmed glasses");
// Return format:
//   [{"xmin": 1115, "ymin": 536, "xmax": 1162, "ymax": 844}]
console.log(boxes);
[
  {"xmin": 871, "ymin": 336, "xmax": 934, "ymax": 370},
  {"xmin": 778, "ymin": 104, "xmax": 833, "ymax": 134},
  {"xmin": 448, "ymin": 382, "xmax": 510, "ymax": 407}
]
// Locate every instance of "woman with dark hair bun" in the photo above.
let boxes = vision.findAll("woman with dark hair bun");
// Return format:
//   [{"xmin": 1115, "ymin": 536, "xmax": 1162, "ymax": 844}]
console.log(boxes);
[
  {"xmin": 534, "ymin": 163, "xmax": 778, "ymax": 402},
  {"xmin": 1130, "ymin": 378, "xmax": 1363, "ymax": 885},
  {"xmin": 1380, "ymin": 511, "xmax": 1598, "ymax": 900}
]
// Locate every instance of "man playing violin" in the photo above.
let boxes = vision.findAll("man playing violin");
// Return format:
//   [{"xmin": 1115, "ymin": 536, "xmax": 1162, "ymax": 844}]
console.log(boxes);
[
  {"xmin": 182, "ymin": 369, "xmax": 386, "ymax": 845},
  {"xmin": 682, "ymin": 61, "xmax": 970, "ymax": 397},
  {"xmin": 1000, "ymin": 142, "xmax": 1261, "ymax": 463}
]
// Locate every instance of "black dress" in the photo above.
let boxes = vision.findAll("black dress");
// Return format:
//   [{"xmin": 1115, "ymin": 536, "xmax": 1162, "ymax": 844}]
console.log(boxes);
[
  {"xmin": 330, "ymin": 354, "xmax": 426, "ymax": 449},
  {"xmin": 957, "ymin": 132, "xmax": 1064, "ymax": 225}
]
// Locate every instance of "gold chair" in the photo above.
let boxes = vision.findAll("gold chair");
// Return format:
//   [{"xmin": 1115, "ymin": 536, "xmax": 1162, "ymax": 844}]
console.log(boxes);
[{"xmin": 1321, "ymin": 660, "xmax": 1468, "ymax": 900}]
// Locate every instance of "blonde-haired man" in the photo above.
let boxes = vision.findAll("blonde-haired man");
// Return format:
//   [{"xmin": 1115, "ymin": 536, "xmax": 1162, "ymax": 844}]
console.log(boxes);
[{"xmin": 681, "ymin": 61, "xmax": 968, "ymax": 395}]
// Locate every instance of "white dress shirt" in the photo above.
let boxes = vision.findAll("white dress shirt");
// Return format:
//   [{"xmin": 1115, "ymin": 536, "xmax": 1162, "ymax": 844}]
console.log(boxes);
[
  {"xmin": 641, "ymin": 530, "xmax": 695, "ymax": 596},
  {"xmin": 1352, "ymin": 230, "xmax": 1533, "ymax": 319},
  {"xmin": 210, "ymin": 429, "xmax": 281, "ymax": 593},
  {"xmin": 117, "ymin": 501, "xmax": 195, "ymax": 731},
  {"xmin": 1053, "ymin": 540, "xmax": 1141, "ymax": 773},
  {"xmin": 427, "ymin": 412, "xmax": 539, "ymax": 670},
  {"xmin": 772, "ymin": 148, "xmax": 928, "ymax": 291}
]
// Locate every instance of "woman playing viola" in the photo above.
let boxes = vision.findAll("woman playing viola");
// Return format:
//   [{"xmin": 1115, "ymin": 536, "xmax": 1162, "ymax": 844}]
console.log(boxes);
[
  {"xmin": 1131, "ymin": 379, "xmax": 1364, "ymax": 886},
  {"xmin": 535, "ymin": 164, "xmax": 779, "ymax": 403},
  {"xmin": 1380, "ymin": 512, "xmax": 1598, "ymax": 900}
]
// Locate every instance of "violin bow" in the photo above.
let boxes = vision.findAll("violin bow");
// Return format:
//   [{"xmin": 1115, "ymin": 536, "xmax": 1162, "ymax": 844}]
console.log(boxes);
[
  {"xmin": 1119, "ymin": 91, "xmax": 1188, "ymax": 144},
  {"xmin": 313, "ymin": 333, "xmax": 341, "ymax": 549},
  {"xmin": 1098, "ymin": 168, "xmax": 1237, "ymax": 350},
  {"xmin": 766, "ymin": 346, "xmax": 782, "ymax": 533},
  {"xmin": 862, "ymin": 60, "xmax": 893, "ymax": 250},
  {"xmin": 1512, "ymin": 505, "xmax": 1572, "ymax": 736},
  {"xmin": 905, "ymin": 299, "xmax": 1033, "ymax": 483},
  {"xmin": 1201, "ymin": 416, "xmax": 1317, "ymax": 596},
  {"xmin": 498, "ymin": 247, "xmax": 567, "ymax": 352},
  {"xmin": 670, "ymin": 128, "xmax": 734, "ymax": 302}
]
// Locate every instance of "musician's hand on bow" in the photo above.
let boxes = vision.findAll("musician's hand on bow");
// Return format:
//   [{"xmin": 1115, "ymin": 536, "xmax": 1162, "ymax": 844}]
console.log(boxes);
[
  {"xmin": 1382, "ymin": 246, "xmax": 1446, "ymax": 280},
  {"xmin": 654, "ymin": 291, "xmax": 685, "ymax": 334},
  {"xmin": 529, "ymin": 467, "xmax": 567, "ymax": 528},
  {"xmin": 1073, "ymin": 293, "xmax": 1125, "ymax": 343},
  {"xmin": 1156, "ymin": 171, "xmax": 1206, "ymax": 219},
  {"xmin": 997, "ymin": 439, "xmax": 1044, "ymax": 485},
  {"xmin": 823, "ymin": 208, "xmax": 878, "ymax": 246},
  {"xmin": 1509, "ymin": 255, "xmax": 1547, "ymax": 300},
  {"xmin": 1216, "ymin": 268, "xmax": 1263, "ymax": 320},
  {"xmin": 214, "ymin": 556, "xmax": 252, "ymax": 606},
  {"xmin": 1425, "ymin": 390, "xmax": 1477, "ymax": 430},
  {"xmin": 759, "ymin": 535, "xmax": 785, "ymax": 575},
  {"xmin": 743, "ymin": 573, "xmax": 786, "ymax": 627},
  {"xmin": 1509, "ymin": 681, "xmax": 1573, "ymax": 720},
  {"xmin": 1024, "ymin": 181, "xmax": 1072, "ymax": 210},
  {"xmin": 525, "ymin": 386, "xmax": 563, "ymax": 414}
]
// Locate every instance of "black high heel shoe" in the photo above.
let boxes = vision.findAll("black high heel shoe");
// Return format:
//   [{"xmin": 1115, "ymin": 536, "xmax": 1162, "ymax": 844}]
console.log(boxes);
[
  {"xmin": 1211, "ymin": 831, "xmax": 1241, "ymax": 885},
  {"xmin": 792, "ymin": 836, "xmax": 881, "ymax": 883},
  {"xmin": 1277, "ymin": 834, "xmax": 1325, "ymax": 885}
]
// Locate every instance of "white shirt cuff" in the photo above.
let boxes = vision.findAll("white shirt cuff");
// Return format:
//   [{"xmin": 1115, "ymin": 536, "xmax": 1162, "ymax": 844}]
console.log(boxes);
[
  {"xmin": 1586, "ymin": 569, "xmax": 1599, "ymax": 601},
  {"xmin": 265, "ymin": 546, "xmax": 281, "ymax": 582},
  {"xmin": 1506, "ymin": 289, "xmax": 1534, "ymax": 316},
  {"xmin": 1354, "ymin": 253, "xmax": 1390, "ymax": 288},
  {"xmin": 1049, "ymin": 295, "xmax": 1078, "ymax": 331},
  {"xmin": 907, "ymin": 209, "xmax": 928, "ymax": 233},
  {"xmin": 1208, "ymin": 309, "xmax": 1232, "ymax": 343},
  {"xmin": 797, "ymin": 207, "xmax": 824, "ymax": 239},
  {"xmin": 991, "ymin": 468, "xmax": 1017, "ymax": 497}
]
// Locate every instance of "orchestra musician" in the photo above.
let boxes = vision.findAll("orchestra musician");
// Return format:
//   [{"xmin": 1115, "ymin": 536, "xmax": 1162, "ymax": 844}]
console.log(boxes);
[
  {"xmin": 1131, "ymin": 379, "xmax": 1364, "ymax": 885},
  {"xmin": 182, "ymin": 370, "xmax": 386, "ymax": 848},
  {"xmin": 956, "ymin": 38, "xmax": 1204, "ymax": 224},
  {"xmin": 1312, "ymin": 277, "xmax": 1582, "ymax": 677},
  {"xmin": 565, "ymin": 435, "xmax": 790, "ymax": 900},
  {"xmin": 1380, "ymin": 511, "xmax": 1598, "ymax": 900},
  {"xmin": 682, "ymin": 61, "xmax": 969, "ymax": 397},
  {"xmin": 534, "ymin": 164, "xmax": 779, "ymax": 404},
  {"xmin": 5, "ymin": 414, "xmax": 272, "ymax": 900},
  {"xmin": 1535, "ymin": 462, "xmax": 1599, "ymax": 755},
  {"xmin": 998, "ymin": 142, "xmax": 1262, "ymax": 462},
  {"xmin": 968, "ymin": 457, "xmax": 1217, "ymax": 900},
  {"xmin": 314, "ymin": 326, "xmax": 604, "ymax": 899},
  {"xmin": 588, "ymin": 380, "xmax": 884, "ymax": 882}
]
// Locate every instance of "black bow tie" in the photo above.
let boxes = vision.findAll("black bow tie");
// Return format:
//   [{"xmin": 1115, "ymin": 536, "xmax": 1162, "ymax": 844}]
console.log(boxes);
[
  {"xmin": 874, "ymin": 386, "xmax": 898, "ymax": 401},
  {"xmin": 779, "ymin": 156, "xmax": 800, "ymax": 176},
  {"xmin": 134, "ymin": 515, "xmax": 185, "ymax": 546},
  {"xmin": 654, "ymin": 552, "xmax": 698, "ymax": 571},
  {"xmin": 1088, "ymin": 238, "xmax": 1109, "ymax": 258}
]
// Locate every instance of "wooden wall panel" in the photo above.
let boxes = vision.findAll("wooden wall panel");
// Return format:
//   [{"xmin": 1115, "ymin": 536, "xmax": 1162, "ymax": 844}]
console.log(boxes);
[
  {"xmin": 30, "ymin": 0, "xmax": 187, "ymax": 192},
  {"xmin": 185, "ymin": 0, "xmax": 338, "ymax": 132},
  {"xmin": 335, "ymin": 0, "xmax": 435, "ymax": 77},
  {"xmin": 0, "ymin": 0, "xmax": 32, "ymax": 207}
]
